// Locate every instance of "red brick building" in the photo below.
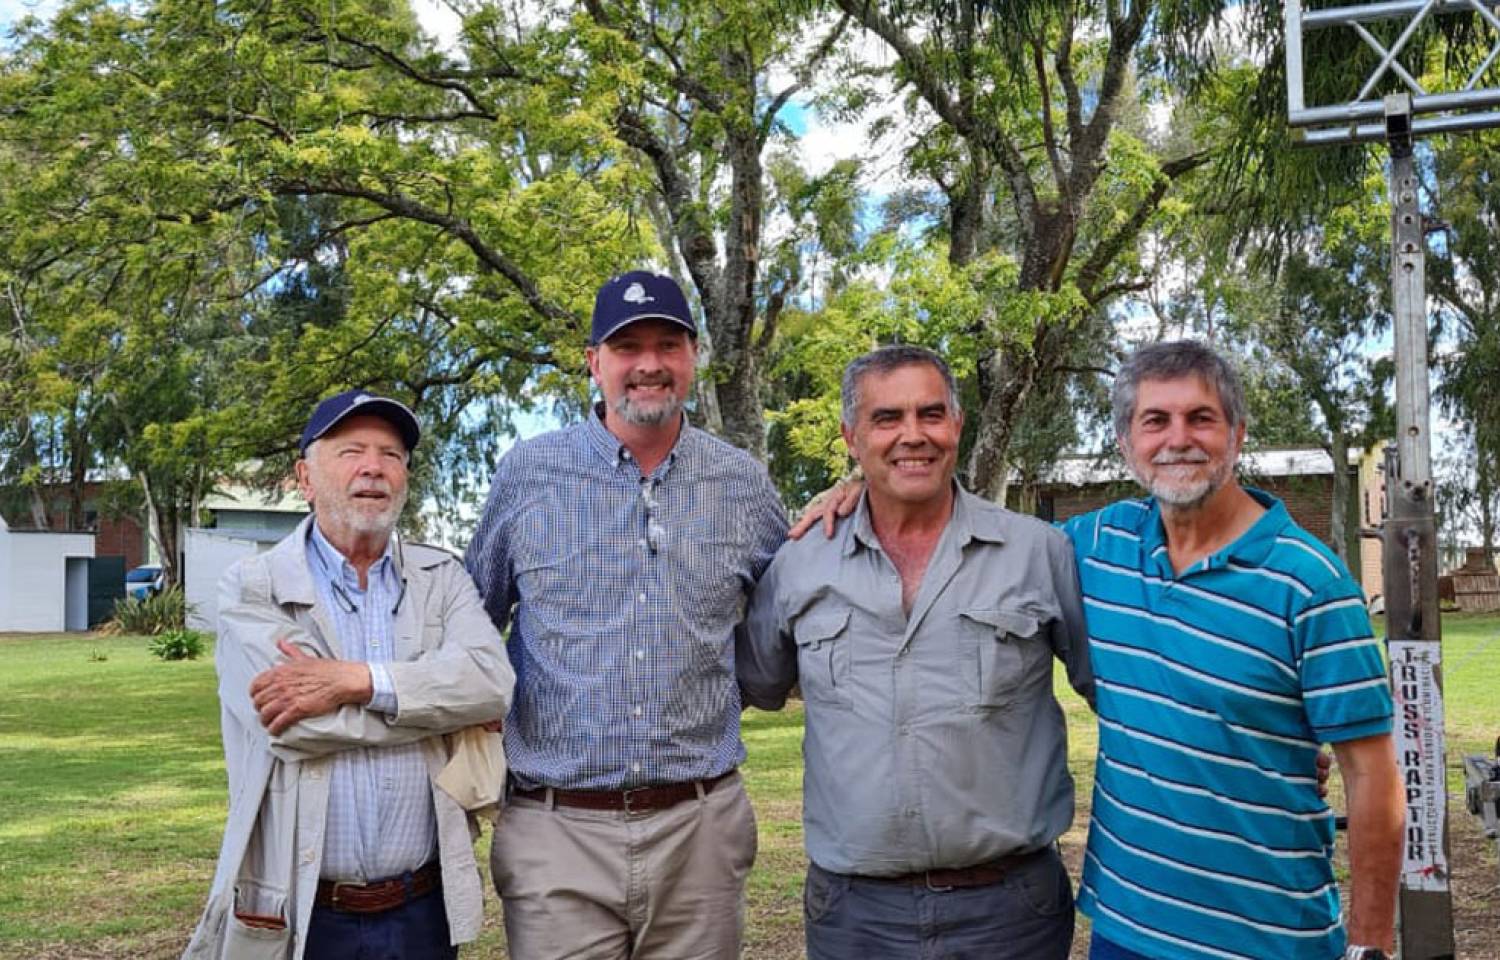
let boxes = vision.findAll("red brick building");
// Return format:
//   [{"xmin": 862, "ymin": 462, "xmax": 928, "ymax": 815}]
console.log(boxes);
[{"xmin": 0, "ymin": 481, "xmax": 149, "ymax": 570}]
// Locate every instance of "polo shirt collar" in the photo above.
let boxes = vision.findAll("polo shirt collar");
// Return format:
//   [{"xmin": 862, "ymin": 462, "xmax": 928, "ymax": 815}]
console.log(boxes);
[{"xmin": 1140, "ymin": 486, "xmax": 1290, "ymax": 576}]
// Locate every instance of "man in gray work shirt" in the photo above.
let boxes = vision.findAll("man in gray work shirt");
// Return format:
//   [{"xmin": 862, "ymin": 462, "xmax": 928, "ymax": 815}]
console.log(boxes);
[{"xmin": 738, "ymin": 344, "xmax": 1093, "ymax": 960}]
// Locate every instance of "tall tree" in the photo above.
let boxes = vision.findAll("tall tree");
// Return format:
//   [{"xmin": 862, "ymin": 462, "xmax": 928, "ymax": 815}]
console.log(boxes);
[
  {"xmin": 1430, "ymin": 132, "xmax": 1500, "ymax": 563},
  {"xmin": 819, "ymin": 0, "xmax": 1217, "ymax": 498}
]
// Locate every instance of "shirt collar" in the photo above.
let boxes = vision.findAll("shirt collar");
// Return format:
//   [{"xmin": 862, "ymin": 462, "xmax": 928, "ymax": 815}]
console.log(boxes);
[
  {"xmin": 1139, "ymin": 486, "xmax": 1290, "ymax": 574},
  {"xmin": 307, "ymin": 517, "xmax": 395, "ymax": 590},
  {"xmin": 582, "ymin": 401, "xmax": 692, "ymax": 475},
  {"xmin": 844, "ymin": 480, "xmax": 999, "ymax": 557}
]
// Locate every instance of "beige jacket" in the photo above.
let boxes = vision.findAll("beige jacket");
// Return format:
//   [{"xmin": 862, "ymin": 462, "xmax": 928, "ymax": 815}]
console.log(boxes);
[{"xmin": 183, "ymin": 516, "xmax": 515, "ymax": 960}]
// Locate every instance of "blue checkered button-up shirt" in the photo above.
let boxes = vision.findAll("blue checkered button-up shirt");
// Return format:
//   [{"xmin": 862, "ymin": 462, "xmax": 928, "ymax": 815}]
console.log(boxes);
[
  {"xmin": 464, "ymin": 408, "xmax": 788, "ymax": 790},
  {"xmin": 306, "ymin": 523, "xmax": 436, "ymax": 881}
]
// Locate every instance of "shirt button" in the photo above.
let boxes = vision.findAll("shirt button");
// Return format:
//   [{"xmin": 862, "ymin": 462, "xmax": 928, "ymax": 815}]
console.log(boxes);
[
  {"xmin": 632, "ymin": 762, "xmax": 642, "ymax": 774},
  {"xmin": 308, "ymin": 768, "xmax": 323, "ymax": 781},
  {"xmin": 633, "ymin": 705, "xmax": 642, "ymax": 717},
  {"xmin": 899, "ymin": 725, "xmax": 911, "ymax": 737},
  {"xmin": 300, "ymin": 848, "xmax": 316, "ymax": 864},
  {"xmin": 635, "ymin": 650, "xmax": 645, "ymax": 660},
  {"xmin": 905, "ymin": 808, "xmax": 918, "ymax": 819},
  {"xmin": 638, "ymin": 592, "xmax": 647, "ymax": 603}
]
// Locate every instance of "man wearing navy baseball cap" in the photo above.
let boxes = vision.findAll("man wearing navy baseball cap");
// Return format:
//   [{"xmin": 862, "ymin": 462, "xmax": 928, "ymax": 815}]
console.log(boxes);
[
  {"xmin": 466, "ymin": 271, "xmax": 789, "ymax": 960},
  {"xmin": 185, "ymin": 390, "xmax": 514, "ymax": 960}
]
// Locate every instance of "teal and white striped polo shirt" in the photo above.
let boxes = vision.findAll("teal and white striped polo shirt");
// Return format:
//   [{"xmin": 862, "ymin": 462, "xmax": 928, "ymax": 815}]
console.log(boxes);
[{"xmin": 1063, "ymin": 490, "xmax": 1392, "ymax": 960}]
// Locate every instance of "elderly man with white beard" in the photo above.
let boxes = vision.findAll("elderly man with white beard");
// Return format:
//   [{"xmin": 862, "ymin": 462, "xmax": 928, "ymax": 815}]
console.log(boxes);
[{"xmin": 185, "ymin": 390, "xmax": 514, "ymax": 960}]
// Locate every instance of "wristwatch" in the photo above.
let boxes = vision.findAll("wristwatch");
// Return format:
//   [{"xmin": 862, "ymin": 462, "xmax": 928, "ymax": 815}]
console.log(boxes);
[{"xmin": 1344, "ymin": 947, "xmax": 1390, "ymax": 960}]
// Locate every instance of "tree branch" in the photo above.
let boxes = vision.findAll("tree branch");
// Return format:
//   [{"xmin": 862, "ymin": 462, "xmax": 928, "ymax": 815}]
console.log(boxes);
[
  {"xmin": 758, "ymin": 14, "xmax": 851, "ymax": 147},
  {"xmin": 277, "ymin": 178, "xmax": 580, "ymax": 331},
  {"xmin": 1077, "ymin": 149, "xmax": 1213, "ymax": 303},
  {"xmin": 1031, "ymin": 37, "xmax": 1069, "ymax": 205}
]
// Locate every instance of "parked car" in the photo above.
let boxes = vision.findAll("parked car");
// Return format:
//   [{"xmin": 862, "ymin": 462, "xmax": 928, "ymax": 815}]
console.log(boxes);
[{"xmin": 124, "ymin": 565, "xmax": 164, "ymax": 600}]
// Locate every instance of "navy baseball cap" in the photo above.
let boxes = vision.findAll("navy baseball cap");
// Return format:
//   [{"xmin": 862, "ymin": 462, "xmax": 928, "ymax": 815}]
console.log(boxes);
[
  {"xmin": 589, "ymin": 270, "xmax": 697, "ymax": 345},
  {"xmin": 299, "ymin": 389, "xmax": 420, "ymax": 455}
]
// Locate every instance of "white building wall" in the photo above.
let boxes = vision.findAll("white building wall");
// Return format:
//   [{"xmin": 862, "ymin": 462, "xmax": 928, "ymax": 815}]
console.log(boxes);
[
  {"xmin": 0, "ymin": 526, "xmax": 96, "ymax": 632},
  {"xmin": 186, "ymin": 528, "xmax": 279, "ymax": 633}
]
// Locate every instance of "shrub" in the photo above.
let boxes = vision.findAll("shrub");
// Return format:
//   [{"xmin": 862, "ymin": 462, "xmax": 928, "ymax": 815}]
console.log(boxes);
[
  {"xmin": 148, "ymin": 628, "xmax": 207, "ymax": 661},
  {"xmin": 106, "ymin": 586, "xmax": 189, "ymax": 635}
]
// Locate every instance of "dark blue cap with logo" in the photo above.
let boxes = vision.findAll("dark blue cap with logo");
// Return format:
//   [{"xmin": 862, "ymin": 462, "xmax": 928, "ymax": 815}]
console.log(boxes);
[
  {"xmin": 590, "ymin": 270, "xmax": 697, "ymax": 345},
  {"xmin": 299, "ymin": 389, "xmax": 421, "ymax": 455}
]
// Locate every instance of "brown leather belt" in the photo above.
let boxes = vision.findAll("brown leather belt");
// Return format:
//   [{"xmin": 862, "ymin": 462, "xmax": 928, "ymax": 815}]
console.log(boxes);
[
  {"xmin": 856, "ymin": 847, "xmax": 1050, "ymax": 890},
  {"xmin": 315, "ymin": 860, "xmax": 441, "ymax": 914},
  {"xmin": 512, "ymin": 770, "xmax": 735, "ymax": 813}
]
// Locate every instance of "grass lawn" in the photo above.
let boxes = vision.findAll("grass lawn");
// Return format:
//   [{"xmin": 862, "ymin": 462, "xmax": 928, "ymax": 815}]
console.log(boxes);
[{"xmin": 1, "ymin": 616, "xmax": 1497, "ymax": 959}]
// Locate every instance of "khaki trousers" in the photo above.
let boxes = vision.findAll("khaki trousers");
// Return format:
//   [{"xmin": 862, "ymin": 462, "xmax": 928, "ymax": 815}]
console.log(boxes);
[{"xmin": 491, "ymin": 772, "xmax": 757, "ymax": 960}]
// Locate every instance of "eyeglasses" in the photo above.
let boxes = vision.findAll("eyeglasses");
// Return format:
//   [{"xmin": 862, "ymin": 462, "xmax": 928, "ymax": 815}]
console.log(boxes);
[{"xmin": 640, "ymin": 479, "xmax": 665, "ymax": 555}]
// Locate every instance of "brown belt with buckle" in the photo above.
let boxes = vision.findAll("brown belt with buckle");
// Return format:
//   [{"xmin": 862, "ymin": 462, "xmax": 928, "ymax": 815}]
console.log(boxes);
[
  {"xmin": 858, "ymin": 847, "xmax": 1050, "ymax": 890},
  {"xmin": 511, "ymin": 769, "xmax": 735, "ymax": 813},
  {"xmin": 315, "ymin": 860, "xmax": 442, "ymax": 914}
]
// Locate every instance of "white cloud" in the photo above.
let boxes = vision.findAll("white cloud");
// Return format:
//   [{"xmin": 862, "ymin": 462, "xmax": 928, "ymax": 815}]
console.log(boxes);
[
  {"xmin": 411, "ymin": 0, "xmax": 464, "ymax": 53},
  {"xmin": 0, "ymin": 0, "xmax": 64, "ymax": 31}
]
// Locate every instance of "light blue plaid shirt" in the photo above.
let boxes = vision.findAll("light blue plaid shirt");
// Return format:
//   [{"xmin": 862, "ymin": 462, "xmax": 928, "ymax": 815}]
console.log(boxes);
[
  {"xmin": 465, "ymin": 407, "xmax": 788, "ymax": 790},
  {"xmin": 306, "ymin": 522, "xmax": 436, "ymax": 881}
]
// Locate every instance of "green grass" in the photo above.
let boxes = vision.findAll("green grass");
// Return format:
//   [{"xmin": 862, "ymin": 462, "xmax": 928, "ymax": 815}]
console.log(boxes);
[
  {"xmin": 2, "ymin": 616, "xmax": 1497, "ymax": 958},
  {"xmin": 0, "ymin": 634, "xmax": 227, "ymax": 956}
]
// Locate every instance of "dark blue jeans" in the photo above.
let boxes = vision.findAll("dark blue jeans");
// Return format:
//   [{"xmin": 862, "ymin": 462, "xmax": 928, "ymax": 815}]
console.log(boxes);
[
  {"xmin": 1089, "ymin": 933, "xmax": 1156, "ymax": 960},
  {"xmin": 804, "ymin": 847, "xmax": 1075, "ymax": 960},
  {"xmin": 305, "ymin": 885, "xmax": 456, "ymax": 960}
]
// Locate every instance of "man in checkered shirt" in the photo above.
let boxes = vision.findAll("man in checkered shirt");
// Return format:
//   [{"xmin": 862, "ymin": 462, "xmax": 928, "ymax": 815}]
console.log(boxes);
[{"xmin": 465, "ymin": 270, "xmax": 788, "ymax": 960}]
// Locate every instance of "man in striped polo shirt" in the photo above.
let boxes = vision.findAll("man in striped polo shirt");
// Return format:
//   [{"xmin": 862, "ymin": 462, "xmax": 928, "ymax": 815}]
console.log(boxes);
[{"xmin": 1067, "ymin": 341, "xmax": 1402, "ymax": 960}]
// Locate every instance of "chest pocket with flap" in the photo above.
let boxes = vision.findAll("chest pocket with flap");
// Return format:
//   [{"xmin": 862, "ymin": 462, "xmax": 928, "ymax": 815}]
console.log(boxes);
[
  {"xmin": 960, "ymin": 607, "xmax": 1045, "ymax": 708},
  {"xmin": 792, "ymin": 606, "xmax": 852, "ymax": 708}
]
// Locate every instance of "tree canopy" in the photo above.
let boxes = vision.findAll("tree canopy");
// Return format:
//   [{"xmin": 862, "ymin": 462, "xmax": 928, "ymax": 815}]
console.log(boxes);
[{"xmin": 4, "ymin": 0, "xmax": 1500, "ymax": 562}]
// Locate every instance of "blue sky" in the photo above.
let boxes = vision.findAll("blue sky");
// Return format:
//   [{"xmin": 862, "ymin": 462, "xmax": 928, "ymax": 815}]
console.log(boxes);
[{"xmin": 0, "ymin": 0, "xmax": 58, "ymax": 33}]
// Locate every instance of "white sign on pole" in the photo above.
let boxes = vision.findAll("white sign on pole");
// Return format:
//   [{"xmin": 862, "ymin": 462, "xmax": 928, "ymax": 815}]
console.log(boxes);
[{"xmin": 1389, "ymin": 640, "xmax": 1450, "ymax": 893}]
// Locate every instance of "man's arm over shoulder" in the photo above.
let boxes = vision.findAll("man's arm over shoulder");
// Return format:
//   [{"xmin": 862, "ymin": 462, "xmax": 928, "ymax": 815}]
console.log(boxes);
[
  {"xmin": 1042, "ymin": 525, "xmax": 1094, "ymax": 707},
  {"xmin": 737, "ymin": 546, "xmax": 799, "ymax": 710},
  {"xmin": 744, "ymin": 463, "xmax": 790, "ymax": 581},
  {"xmin": 382, "ymin": 549, "xmax": 516, "ymax": 730}
]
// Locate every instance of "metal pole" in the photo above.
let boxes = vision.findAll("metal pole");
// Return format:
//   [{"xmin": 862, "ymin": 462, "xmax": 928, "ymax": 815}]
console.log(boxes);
[{"xmin": 1380, "ymin": 93, "xmax": 1456, "ymax": 959}]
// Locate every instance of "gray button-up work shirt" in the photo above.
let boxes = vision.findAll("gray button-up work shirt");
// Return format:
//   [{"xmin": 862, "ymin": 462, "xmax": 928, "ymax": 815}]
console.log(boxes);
[{"xmin": 739, "ymin": 485, "xmax": 1093, "ymax": 877}]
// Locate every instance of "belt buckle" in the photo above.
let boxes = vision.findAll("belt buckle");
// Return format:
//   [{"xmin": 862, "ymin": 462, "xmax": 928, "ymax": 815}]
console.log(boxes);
[
  {"xmin": 923, "ymin": 871, "xmax": 955, "ymax": 893},
  {"xmin": 622, "ymin": 785, "xmax": 648, "ymax": 815},
  {"xmin": 329, "ymin": 880, "xmax": 362, "ymax": 909}
]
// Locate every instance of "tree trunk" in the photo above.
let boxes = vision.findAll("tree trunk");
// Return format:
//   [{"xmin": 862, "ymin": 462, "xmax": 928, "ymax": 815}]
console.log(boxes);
[
  {"xmin": 699, "ymin": 44, "xmax": 766, "ymax": 461},
  {"xmin": 947, "ymin": 150, "xmax": 990, "ymax": 268},
  {"xmin": 1478, "ymin": 449, "xmax": 1497, "ymax": 566},
  {"xmin": 27, "ymin": 487, "xmax": 49, "ymax": 530},
  {"xmin": 139, "ymin": 471, "xmax": 179, "ymax": 589},
  {"xmin": 65, "ymin": 404, "xmax": 89, "ymax": 530},
  {"xmin": 1327, "ymin": 432, "xmax": 1350, "ymax": 563},
  {"xmin": 965, "ymin": 343, "xmax": 1037, "ymax": 502}
]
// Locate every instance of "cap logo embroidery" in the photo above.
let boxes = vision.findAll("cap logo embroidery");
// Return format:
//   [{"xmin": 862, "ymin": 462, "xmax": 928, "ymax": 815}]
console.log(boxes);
[
  {"xmin": 352, "ymin": 394, "xmax": 369, "ymax": 404},
  {"xmin": 622, "ymin": 282, "xmax": 655, "ymax": 304}
]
